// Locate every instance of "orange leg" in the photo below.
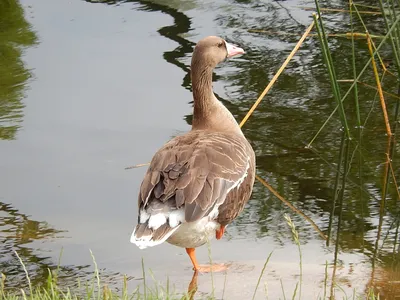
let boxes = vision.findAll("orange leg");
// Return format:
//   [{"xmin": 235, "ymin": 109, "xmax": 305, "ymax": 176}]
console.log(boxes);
[
  {"xmin": 185, "ymin": 248, "xmax": 228, "ymax": 273},
  {"xmin": 216, "ymin": 225, "xmax": 226, "ymax": 240},
  {"xmin": 186, "ymin": 248, "xmax": 200, "ymax": 271}
]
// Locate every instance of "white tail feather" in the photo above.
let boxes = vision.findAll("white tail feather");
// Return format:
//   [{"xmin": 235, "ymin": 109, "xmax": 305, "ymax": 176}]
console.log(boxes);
[
  {"xmin": 130, "ymin": 225, "xmax": 180, "ymax": 249},
  {"xmin": 130, "ymin": 208, "xmax": 185, "ymax": 249}
]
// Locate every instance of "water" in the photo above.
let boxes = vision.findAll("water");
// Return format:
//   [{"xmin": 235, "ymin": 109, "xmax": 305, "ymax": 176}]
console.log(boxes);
[{"xmin": 0, "ymin": 0, "xmax": 399, "ymax": 298}]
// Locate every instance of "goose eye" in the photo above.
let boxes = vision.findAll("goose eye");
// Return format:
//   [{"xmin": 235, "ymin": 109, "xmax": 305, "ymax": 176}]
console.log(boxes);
[{"xmin": 217, "ymin": 41, "xmax": 224, "ymax": 48}]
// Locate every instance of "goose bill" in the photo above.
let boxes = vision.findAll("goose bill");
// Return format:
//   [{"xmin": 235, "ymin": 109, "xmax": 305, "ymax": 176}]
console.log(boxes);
[{"xmin": 225, "ymin": 42, "xmax": 245, "ymax": 58}]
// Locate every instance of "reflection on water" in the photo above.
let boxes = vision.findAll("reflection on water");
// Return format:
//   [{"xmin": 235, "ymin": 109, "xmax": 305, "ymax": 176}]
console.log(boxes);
[
  {"xmin": 1, "ymin": 0, "xmax": 400, "ymax": 298},
  {"xmin": 0, "ymin": 0, "xmax": 37, "ymax": 140},
  {"xmin": 134, "ymin": 0, "xmax": 195, "ymax": 91},
  {"xmin": 0, "ymin": 201, "xmax": 74, "ymax": 289},
  {"xmin": 0, "ymin": 201, "xmax": 125, "ymax": 293}
]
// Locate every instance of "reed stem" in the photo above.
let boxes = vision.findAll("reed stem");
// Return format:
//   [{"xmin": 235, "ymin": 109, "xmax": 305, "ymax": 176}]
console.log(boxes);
[
  {"xmin": 352, "ymin": 3, "xmax": 391, "ymax": 73},
  {"xmin": 307, "ymin": 16, "xmax": 400, "ymax": 146},
  {"xmin": 366, "ymin": 33, "xmax": 392, "ymax": 136},
  {"xmin": 349, "ymin": 0, "xmax": 361, "ymax": 127},
  {"xmin": 378, "ymin": 0, "xmax": 400, "ymax": 75},
  {"xmin": 239, "ymin": 20, "xmax": 316, "ymax": 127},
  {"xmin": 326, "ymin": 132, "xmax": 346, "ymax": 247},
  {"xmin": 330, "ymin": 138, "xmax": 350, "ymax": 299},
  {"xmin": 313, "ymin": 2, "xmax": 350, "ymax": 138},
  {"xmin": 255, "ymin": 174, "xmax": 327, "ymax": 240}
]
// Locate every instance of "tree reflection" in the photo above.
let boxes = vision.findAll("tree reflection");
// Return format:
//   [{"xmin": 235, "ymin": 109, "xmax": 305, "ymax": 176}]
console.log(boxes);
[
  {"xmin": 216, "ymin": 1, "xmax": 400, "ymax": 296},
  {"xmin": 0, "ymin": 0, "xmax": 37, "ymax": 140},
  {"xmin": 0, "ymin": 201, "xmax": 91, "ymax": 291},
  {"xmin": 85, "ymin": 0, "xmax": 399, "ymax": 296},
  {"xmin": 139, "ymin": 0, "xmax": 399, "ymax": 293}
]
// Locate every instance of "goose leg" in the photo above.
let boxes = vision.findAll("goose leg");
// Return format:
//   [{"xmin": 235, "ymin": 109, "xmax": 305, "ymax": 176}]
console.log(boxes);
[
  {"xmin": 185, "ymin": 247, "xmax": 228, "ymax": 273},
  {"xmin": 186, "ymin": 248, "xmax": 200, "ymax": 271}
]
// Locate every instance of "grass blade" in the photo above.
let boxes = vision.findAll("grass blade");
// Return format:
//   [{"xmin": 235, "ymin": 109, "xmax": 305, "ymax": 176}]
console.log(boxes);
[
  {"xmin": 308, "ymin": 14, "xmax": 400, "ymax": 146},
  {"xmin": 314, "ymin": 1, "xmax": 350, "ymax": 138},
  {"xmin": 251, "ymin": 251, "xmax": 273, "ymax": 300},
  {"xmin": 14, "ymin": 251, "xmax": 32, "ymax": 298},
  {"xmin": 378, "ymin": 0, "xmax": 400, "ymax": 74}
]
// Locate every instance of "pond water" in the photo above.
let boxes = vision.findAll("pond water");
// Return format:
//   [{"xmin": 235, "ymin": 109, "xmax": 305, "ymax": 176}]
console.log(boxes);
[{"xmin": 1, "ymin": 0, "xmax": 399, "ymax": 299}]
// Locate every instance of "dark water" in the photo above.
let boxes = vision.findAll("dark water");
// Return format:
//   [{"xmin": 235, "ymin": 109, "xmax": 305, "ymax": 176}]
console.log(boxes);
[{"xmin": 1, "ymin": 0, "xmax": 399, "ymax": 298}]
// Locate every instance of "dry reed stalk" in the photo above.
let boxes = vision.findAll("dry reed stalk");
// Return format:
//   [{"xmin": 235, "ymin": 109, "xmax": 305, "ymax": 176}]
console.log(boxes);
[
  {"xmin": 371, "ymin": 139, "xmax": 392, "ymax": 281},
  {"xmin": 387, "ymin": 153, "xmax": 400, "ymax": 201},
  {"xmin": 337, "ymin": 79, "xmax": 400, "ymax": 100},
  {"xmin": 351, "ymin": 3, "xmax": 399, "ymax": 80},
  {"xmin": 347, "ymin": 32, "xmax": 382, "ymax": 39},
  {"xmin": 248, "ymin": 30, "xmax": 383, "ymax": 39},
  {"xmin": 367, "ymin": 33, "xmax": 392, "ymax": 136},
  {"xmin": 353, "ymin": 1, "xmax": 400, "ymax": 89},
  {"xmin": 256, "ymin": 175, "xmax": 327, "ymax": 240},
  {"xmin": 125, "ymin": 163, "xmax": 151, "ymax": 170},
  {"xmin": 239, "ymin": 19, "xmax": 316, "ymax": 127},
  {"xmin": 364, "ymin": 31, "xmax": 398, "ymax": 78},
  {"xmin": 354, "ymin": 4, "xmax": 381, "ymax": 10},
  {"xmin": 381, "ymin": 137, "xmax": 392, "ymax": 216},
  {"xmin": 298, "ymin": 6, "xmax": 381, "ymax": 15}
]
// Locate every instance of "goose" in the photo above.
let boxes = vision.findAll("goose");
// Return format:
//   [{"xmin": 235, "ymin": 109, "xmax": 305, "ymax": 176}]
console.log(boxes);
[{"xmin": 130, "ymin": 36, "xmax": 255, "ymax": 273}]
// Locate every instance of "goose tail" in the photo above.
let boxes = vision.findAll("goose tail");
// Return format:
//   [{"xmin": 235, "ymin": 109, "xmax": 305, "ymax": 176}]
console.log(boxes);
[{"xmin": 130, "ymin": 206, "xmax": 184, "ymax": 249}]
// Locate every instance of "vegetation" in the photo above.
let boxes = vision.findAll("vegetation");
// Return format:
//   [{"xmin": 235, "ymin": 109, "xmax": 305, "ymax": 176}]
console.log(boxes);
[
  {"xmin": 311, "ymin": 1, "xmax": 400, "ymax": 298},
  {"xmin": 0, "ymin": 222, "xmax": 380, "ymax": 300},
  {"xmin": 1, "ymin": 0, "xmax": 399, "ymax": 299},
  {"xmin": 0, "ymin": 0, "xmax": 37, "ymax": 140}
]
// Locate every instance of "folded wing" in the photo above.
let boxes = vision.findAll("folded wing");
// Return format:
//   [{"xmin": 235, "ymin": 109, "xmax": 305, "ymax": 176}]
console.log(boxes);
[{"xmin": 131, "ymin": 131, "xmax": 253, "ymax": 248}]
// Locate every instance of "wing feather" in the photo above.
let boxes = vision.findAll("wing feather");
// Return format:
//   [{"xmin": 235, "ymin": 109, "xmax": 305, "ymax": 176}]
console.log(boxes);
[{"xmin": 138, "ymin": 131, "xmax": 254, "ymax": 223}]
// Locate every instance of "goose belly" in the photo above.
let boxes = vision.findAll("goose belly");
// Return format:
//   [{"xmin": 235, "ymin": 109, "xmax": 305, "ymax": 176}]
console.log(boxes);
[{"xmin": 166, "ymin": 217, "xmax": 220, "ymax": 248}]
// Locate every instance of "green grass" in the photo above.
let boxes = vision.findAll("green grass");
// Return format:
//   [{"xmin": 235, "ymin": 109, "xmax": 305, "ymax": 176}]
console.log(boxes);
[
  {"xmin": 1, "ymin": 250, "xmax": 187, "ymax": 300},
  {"xmin": 0, "ymin": 219, "xmax": 381, "ymax": 300}
]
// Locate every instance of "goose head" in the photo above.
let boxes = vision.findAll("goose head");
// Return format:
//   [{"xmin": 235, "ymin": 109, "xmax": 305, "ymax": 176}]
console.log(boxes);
[{"xmin": 191, "ymin": 36, "xmax": 245, "ymax": 68}]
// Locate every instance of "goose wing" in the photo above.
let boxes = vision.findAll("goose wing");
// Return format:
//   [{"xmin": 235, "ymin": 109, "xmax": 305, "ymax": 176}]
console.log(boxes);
[{"xmin": 138, "ymin": 131, "xmax": 253, "ymax": 223}]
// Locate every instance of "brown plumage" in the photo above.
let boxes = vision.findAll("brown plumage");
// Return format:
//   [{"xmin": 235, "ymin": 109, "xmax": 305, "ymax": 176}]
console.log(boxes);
[{"xmin": 130, "ymin": 36, "xmax": 256, "ymax": 273}]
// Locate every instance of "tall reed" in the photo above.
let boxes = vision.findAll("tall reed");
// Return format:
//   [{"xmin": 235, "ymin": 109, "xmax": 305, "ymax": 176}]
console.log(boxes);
[{"xmin": 313, "ymin": 0, "xmax": 350, "ymax": 139}]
